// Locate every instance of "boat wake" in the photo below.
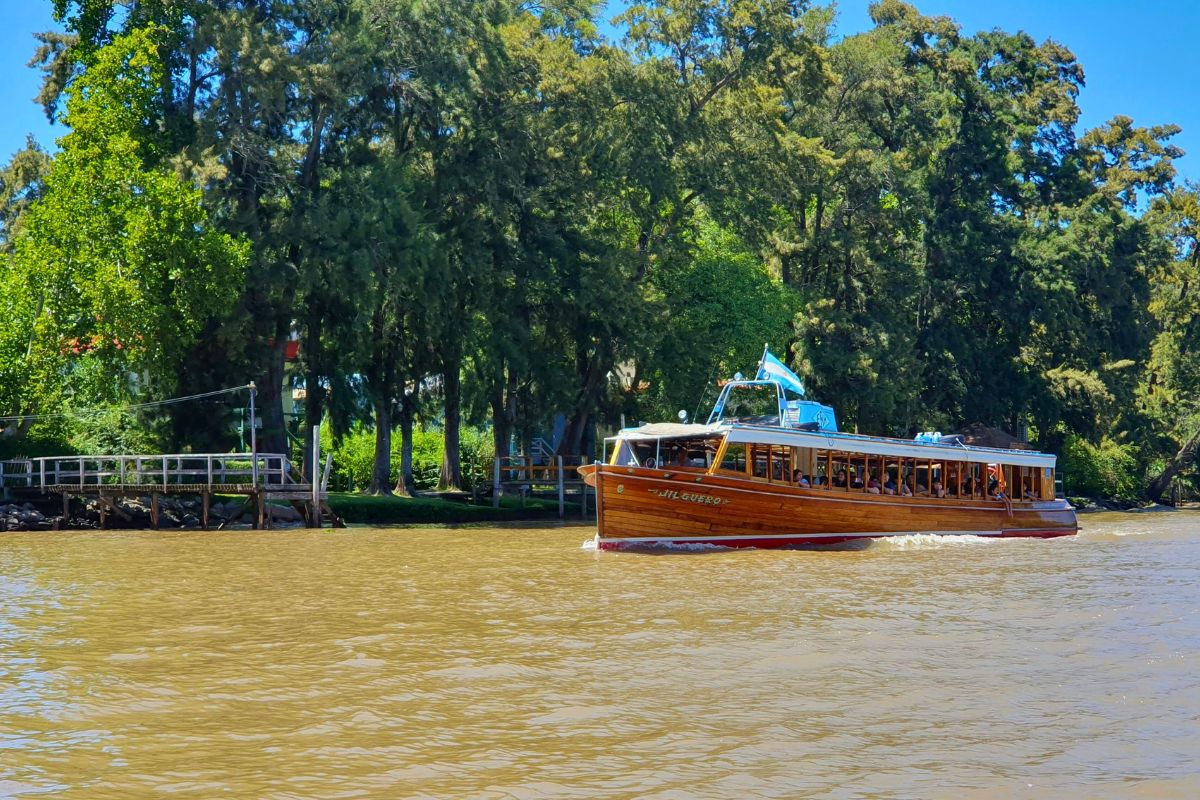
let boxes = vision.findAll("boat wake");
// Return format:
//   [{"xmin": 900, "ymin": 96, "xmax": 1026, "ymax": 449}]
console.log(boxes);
[{"xmin": 868, "ymin": 533, "xmax": 999, "ymax": 550}]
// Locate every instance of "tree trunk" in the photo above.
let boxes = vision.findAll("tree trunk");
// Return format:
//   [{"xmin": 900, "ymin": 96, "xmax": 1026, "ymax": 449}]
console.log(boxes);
[
  {"xmin": 561, "ymin": 409, "xmax": 591, "ymax": 456},
  {"xmin": 259, "ymin": 334, "xmax": 288, "ymax": 456},
  {"xmin": 559, "ymin": 340, "xmax": 607, "ymax": 456},
  {"xmin": 370, "ymin": 396, "xmax": 392, "ymax": 495},
  {"xmin": 394, "ymin": 394, "xmax": 415, "ymax": 497},
  {"xmin": 490, "ymin": 367, "xmax": 518, "ymax": 461},
  {"xmin": 438, "ymin": 356, "xmax": 463, "ymax": 490},
  {"xmin": 1146, "ymin": 426, "xmax": 1200, "ymax": 504}
]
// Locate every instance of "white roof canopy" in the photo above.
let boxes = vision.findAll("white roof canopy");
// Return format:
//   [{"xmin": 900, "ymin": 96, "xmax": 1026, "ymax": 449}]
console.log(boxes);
[
  {"xmin": 723, "ymin": 426, "xmax": 1055, "ymax": 468},
  {"xmin": 610, "ymin": 423, "xmax": 727, "ymax": 442},
  {"xmin": 611, "ymin": 422, "xmax": 1055, "ymax": 468}
]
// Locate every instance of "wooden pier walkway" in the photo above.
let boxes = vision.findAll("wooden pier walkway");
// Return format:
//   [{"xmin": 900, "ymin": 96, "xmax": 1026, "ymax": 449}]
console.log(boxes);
[
  {"xmin": 492, "ymin": 455, "xmax": 594, "ymax": 517},
  {"xmin": 0, "ymin": 452, "xmax": 337, "ymax": 529}
]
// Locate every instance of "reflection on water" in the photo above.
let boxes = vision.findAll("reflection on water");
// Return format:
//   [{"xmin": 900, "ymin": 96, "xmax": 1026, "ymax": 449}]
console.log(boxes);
[{"xmin": 1, "ymin": 513, "xmax": 1198, "ymax": 798}]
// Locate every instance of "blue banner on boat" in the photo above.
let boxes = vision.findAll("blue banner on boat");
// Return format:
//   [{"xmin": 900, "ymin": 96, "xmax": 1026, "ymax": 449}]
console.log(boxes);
[{"xmin": 756, "ymin": 349, "xmax": 806, "ymax": 397}]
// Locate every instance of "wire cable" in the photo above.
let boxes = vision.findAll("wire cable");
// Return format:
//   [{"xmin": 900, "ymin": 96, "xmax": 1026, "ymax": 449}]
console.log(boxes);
[{"xmin": 0, "ymin": 384, "xmax": 252, "ymax": 424}]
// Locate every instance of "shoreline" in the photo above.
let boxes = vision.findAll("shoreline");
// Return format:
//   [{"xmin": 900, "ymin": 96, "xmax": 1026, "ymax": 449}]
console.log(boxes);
[
  {"xmin": 5, "ymin": 491, "xmax": 1193, "ymax": 532},
  {"xmin": 1, "ymin": 490, "xmax": 590, "ymax": 532}
]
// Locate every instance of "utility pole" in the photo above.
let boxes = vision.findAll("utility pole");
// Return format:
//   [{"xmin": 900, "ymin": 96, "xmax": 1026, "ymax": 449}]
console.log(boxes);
[{"xmin": 249, "ymin": 382, "xmax": 258, "ymax": 486}]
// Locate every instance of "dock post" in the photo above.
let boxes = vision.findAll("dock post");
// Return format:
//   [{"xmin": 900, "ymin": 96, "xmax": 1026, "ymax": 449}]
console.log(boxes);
[
  {"xmin": 557, "ymin": 455, "xmax": 564, "ymax": 519},
  {"xmin": 98, "ymin": 495, "xmax": 107, "ymax": 529},
  {"xmin": 62, "ymin": 492, "xmax": 70, "ymax": 525},
  {"xmin": 201, "ymin": 491, "xmax": 210, "ymax": 530},
  {"xmin": 150, "ymin": 493, "xmax": 160, "ymax": 529},
  {"xmin": 492, "ymin": 457, "xmax": 501, "ymax": 509},
  {"xmin": 311, "ymin": 425, "xmax": 321, "ymax": 528}
]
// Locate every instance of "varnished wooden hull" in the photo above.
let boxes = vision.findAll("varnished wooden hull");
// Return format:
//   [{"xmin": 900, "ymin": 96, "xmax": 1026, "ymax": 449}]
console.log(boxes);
[{"xmin": 579, "ymin": 464, "xmax": 1078, "ymax": 550}]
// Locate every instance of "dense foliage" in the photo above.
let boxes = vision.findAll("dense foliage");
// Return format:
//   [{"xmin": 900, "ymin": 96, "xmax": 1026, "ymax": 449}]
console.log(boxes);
[{"xmin": 1, "ymin": 0, "xmax": 1197, "ymax": 499}]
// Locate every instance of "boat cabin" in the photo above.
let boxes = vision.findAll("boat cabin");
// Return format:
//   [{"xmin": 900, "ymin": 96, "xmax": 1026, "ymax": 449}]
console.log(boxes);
[{"xmin": 609, "ymin": 381, "xmax": 1058, "ymax": 504}]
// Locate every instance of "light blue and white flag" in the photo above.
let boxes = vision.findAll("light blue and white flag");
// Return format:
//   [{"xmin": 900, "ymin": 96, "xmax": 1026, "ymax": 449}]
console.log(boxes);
[{"xmin": 756, "ymin": 347, "xmax": 805, "ymax": 396}]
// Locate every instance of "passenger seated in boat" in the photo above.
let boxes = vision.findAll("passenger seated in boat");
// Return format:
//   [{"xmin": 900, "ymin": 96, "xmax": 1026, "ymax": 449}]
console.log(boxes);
[
  {"xmin": 988, "ymin": 479, "xmax": 1004, "ymax": 499},
  {"xmin": 832, "ymin": 469, "xmax": 848, "ymax": 489},
  {"xmin": 1022, "ymin": 478, "xmax": 1037, "ymax": 500},
  {"xmin": 883, "ymin": 475, "xmax": 897, "ymax": 495},
  {"xmin": 866, "ymin": 472, "xmax": 881, "ymax": 494},
  {"xmin": 963, "ymin": 477, "xmax": 977, "ymax": 497},
  {"xmin": 792, "ymin": 469, "xmax": 810, "ymax": 488},
  {"xmin": 850, "ymin": 470, "xmax": 864, "ymax": 490},
  {"xmin": 931, "ymin": 479, "xmax": 947, "ymax": 498},
  {"xmin": 900, "ymin": 476, "xmax": 914, "ymax": 497}
]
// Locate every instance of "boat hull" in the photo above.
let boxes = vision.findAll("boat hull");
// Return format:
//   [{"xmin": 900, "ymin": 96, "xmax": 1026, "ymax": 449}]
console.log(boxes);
[{"xmin": 579, "ymin": 464, "xmax": 1078, "ymax": 550}]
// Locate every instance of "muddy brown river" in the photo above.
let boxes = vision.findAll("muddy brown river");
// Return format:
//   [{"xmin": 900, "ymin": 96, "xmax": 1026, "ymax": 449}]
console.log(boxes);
[{"xmin": 1, "ymin": 512, "xmax": 1197, "ymax": 798}]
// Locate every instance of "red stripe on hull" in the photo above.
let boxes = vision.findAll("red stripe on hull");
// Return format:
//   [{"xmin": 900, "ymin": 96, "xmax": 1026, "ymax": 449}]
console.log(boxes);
[{"xmin": 597, "ymin": 528, "xmax": 1077, "ymax": 551}]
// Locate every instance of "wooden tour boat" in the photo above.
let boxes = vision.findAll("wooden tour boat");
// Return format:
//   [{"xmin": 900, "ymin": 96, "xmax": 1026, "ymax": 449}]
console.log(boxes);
[{"xmin": 579, "ymin": 349, "xmax": 1078, "ymax": 550}]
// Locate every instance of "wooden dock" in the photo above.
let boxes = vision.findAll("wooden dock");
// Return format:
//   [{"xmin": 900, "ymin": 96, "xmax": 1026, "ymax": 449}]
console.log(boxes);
[
  {"xmin": 0, "ymin": 452, "xmax": 338, "ymax": 529},
  {"xmin": 492, "ymin": 455, "xmax": 594, "ymax": 517}
]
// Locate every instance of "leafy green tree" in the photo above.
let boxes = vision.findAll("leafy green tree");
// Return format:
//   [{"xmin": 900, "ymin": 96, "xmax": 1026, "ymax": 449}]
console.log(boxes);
[{"xmin": 3, "ymin": 28, "xmax": 245, "ymax": 440}]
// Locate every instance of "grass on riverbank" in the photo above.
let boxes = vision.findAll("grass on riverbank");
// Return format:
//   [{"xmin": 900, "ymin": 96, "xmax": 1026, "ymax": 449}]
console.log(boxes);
[{"xmin": 325, "ymin": 491, "xmax": 580, "ymax": 525}]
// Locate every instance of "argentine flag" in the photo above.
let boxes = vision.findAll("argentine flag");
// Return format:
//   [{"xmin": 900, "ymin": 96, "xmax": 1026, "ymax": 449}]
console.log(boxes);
[{"xmin": 756, "ymin": 347, "xmax": 806, "ymax": 396}]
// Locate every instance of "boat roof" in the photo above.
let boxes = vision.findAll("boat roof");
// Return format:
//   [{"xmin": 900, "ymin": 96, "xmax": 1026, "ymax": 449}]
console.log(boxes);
[
  {"xmin": 612, "ymin": 422, "xmax": 726, "ymax": 441},
  {"xmin": 611, "ymin": 422, "xmax": 1055, "ymax": 468}
]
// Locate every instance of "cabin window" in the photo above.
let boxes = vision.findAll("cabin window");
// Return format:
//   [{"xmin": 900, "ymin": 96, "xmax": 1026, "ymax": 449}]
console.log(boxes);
[
  {"xmin": 882, "ymin": 461, "xmax": 899, "ymax": 495},
  {"xmin": 663, "ymin": 440, "xmax": 713, "ymax": 469},
  {"xmin": 905, "ymin": 461, "xmax": 916, "ymax": 495},
  {"xmin": 613, "ymin": 441, "xmax": 660, "ymax": 468},
  {"xmin": 770, "ymin": 447, "xmax": 790, "ymax": 483},
  {"xmin": 810, "ymin": 450, "xmax": 829, "ymax": 487},
  {"xmin": 719, "ymin": 443, "xmax": 747, "ymax": 474},
  {"xmin": 790, "ymin": 447, "xmax": 812, "ymax": 485},
  {"xmin": 830, "ymin": 454, "xmax": 851, "ymax": 490},
  {"xmin": 749, "ymin": 445, "xmax": 769, "ymax": 479}
]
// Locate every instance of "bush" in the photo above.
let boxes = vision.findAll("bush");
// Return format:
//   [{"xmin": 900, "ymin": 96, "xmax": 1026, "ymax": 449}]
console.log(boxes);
[
  {"xmin": 326, "ymin": 492, "xmax": 572, "ymax": 524},
  {"xmin": 1060, "ymin": 435, "xmax": 1141, "ymax": 500},
  {"xmin": 458, "ymin": 426, "xmax": 496, "ymax": 491},
  {"xmin": 324, "ymin": 424, "xmax": 494, "ymax": 492},
  {"xmin": 407, "ymin": 428, "xmax": 443, "ymax": 490}
]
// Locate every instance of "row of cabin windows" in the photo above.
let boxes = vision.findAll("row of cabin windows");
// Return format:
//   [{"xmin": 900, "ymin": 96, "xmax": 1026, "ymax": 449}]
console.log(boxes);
[{"xmin": 717, "ymin": 444, "xmax": 1056, "ymax": 502}]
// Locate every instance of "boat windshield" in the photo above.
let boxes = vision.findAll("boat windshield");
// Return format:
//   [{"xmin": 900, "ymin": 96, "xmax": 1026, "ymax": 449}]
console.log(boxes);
[
  {"xmin": 715, "ymin": 384, "xmax": 782, "ymax": 425},
  {"xmin": 611, "ymin": 437, "xmax": 723, "ymax": 469}
]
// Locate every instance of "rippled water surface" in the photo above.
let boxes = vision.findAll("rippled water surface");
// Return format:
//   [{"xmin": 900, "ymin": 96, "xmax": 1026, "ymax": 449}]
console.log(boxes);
[{"xmin": 1, "ymin": 513, "xmax": 1198, "ymax": 798}]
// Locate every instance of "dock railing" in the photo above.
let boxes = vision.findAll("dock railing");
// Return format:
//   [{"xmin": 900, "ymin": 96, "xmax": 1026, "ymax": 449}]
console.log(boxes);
[
  {"xmin": 491, "ymin": 454, "xmax": 592, "ymax": 517},
  {"xmin": 0, "ymin": 453, "xmax": 296, "ymax": 492}
]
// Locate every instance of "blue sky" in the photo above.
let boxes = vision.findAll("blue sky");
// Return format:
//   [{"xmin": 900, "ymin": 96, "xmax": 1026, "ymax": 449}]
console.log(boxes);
[{"xmin": 1, "ymin": 0, "xmax": 1196, "ymax": 183}]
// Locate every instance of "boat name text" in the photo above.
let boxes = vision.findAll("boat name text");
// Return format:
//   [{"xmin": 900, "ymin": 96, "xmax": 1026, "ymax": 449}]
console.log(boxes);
[{"xmin": 649, "ymin": 488, "xmax": 726, "ymax": 506}]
